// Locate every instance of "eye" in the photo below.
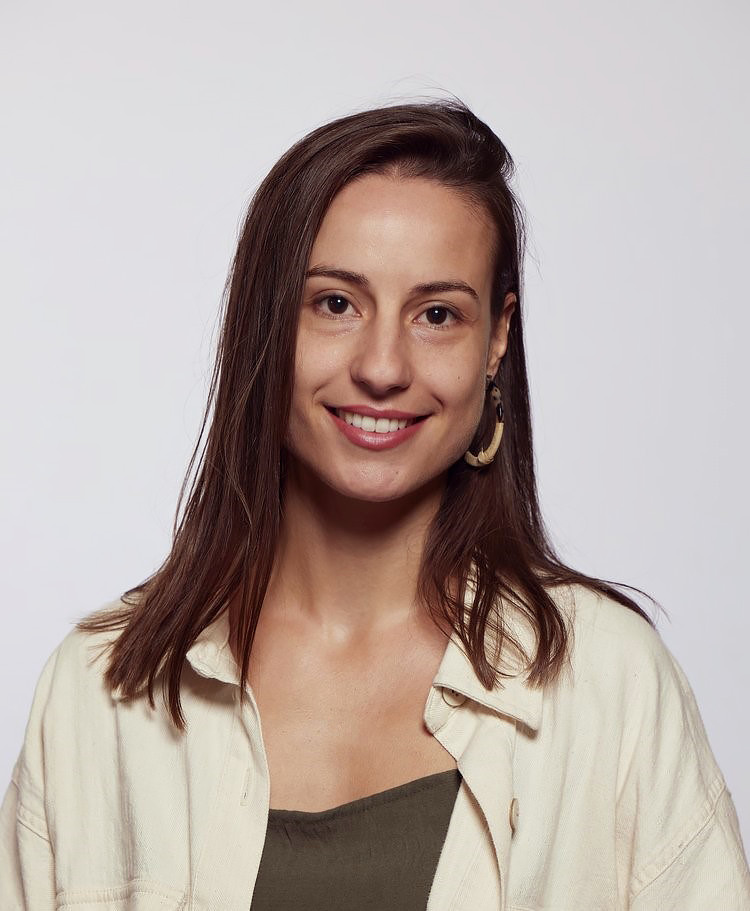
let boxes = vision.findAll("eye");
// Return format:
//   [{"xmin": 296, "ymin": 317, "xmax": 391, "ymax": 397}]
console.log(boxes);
[
  {"xmin": 313, "ymin": 294, "xmax": 357, "ymax": 319},
  {"xmin": 416, "ymin": 305, "xmax": 460, "ymax": 329}
]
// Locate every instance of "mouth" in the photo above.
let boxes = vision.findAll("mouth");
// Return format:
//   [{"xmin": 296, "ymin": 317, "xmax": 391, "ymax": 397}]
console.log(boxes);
[{"xmin": 325, "ymin": 406, "xmax": 428, "ymax": 434}]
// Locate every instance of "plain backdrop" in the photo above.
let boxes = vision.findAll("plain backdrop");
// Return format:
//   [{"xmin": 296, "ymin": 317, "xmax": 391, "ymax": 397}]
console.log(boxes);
[{"xmin": 2, "ymin": 0, "xmax": 748, "ymax": 846}]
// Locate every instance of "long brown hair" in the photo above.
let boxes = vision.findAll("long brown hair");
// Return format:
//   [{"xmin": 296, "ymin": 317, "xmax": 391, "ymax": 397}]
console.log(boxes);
[{"xmin": 77, "ymin": 96, "xmax": 659, "ymax": 730}]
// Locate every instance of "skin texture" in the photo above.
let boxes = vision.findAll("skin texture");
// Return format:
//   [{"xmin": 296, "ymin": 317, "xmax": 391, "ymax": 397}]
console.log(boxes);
[{"xmin": 243, "ymin": 174, "xmax": 516, "ymax": 810}]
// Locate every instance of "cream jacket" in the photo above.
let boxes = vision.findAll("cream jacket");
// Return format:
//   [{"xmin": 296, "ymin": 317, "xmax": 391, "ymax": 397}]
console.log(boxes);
[{"xmin": 2, "ymin": 582, "xmax": 749, "ymax": 910}]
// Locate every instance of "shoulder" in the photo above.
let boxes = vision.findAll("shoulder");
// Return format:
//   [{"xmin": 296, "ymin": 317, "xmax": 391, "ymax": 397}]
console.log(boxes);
[
  {"xmin": 50, "ymin": 598, "xmax": 126, "ymax": 687},
  {"xmin": 25, "ymin": 598, "xmax": 129, "ymax": 737},
  {"xmin": 546, "ymin": 580, "xmax": 678, "ymax": 690},
  {"xmin": 542, "ymin": 582, "xmax": 716, "ymax": 757},
  {"xmin": 545, "ymin": 581, "xmax": 722, "ymax": 782}
]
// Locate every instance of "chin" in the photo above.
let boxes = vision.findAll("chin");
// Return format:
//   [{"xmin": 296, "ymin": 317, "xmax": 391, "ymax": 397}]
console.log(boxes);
[
  {"xmin": 284, "ymin": 444, "xmax": 455, "ymax": 504},
  {"xmin": 326, "ymin": 465, "xmax": 448, "ymax": 505},
  {"xmin": 325, "ymin": 474, "xmax": 411, "ymax": 503}
]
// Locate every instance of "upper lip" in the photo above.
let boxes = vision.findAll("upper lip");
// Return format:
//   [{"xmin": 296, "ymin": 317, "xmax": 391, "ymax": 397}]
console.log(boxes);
[{"xmin": 329, "ymin": 404, "xmax": 427, "ymax": 420}]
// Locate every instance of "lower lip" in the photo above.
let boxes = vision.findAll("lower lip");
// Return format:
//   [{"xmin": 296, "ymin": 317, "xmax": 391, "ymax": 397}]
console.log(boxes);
[{"xmin": 327, "ymin": 409, "xmax": 428, "ymax": 451}]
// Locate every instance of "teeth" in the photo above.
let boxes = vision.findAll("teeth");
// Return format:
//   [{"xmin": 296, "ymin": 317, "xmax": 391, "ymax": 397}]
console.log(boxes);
[{"xmin": 336, "ymin": 409, "xmax": 413, "ymax": 433}]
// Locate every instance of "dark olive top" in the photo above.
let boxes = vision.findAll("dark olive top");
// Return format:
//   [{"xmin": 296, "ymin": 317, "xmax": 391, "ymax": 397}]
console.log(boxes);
[{"xmin": 250, "ymin": 768, "xmax": 462, "ymax": 911}]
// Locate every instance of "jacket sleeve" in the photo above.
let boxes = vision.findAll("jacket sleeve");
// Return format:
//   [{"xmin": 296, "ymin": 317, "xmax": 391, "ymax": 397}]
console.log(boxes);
[
  {"xmin": 619, "ymin": 635, "xmax": 750, "ymax": 909},
  {"xmin": 0, "ymin": 647, "xmax": 60, "ymax": 908},
  {"xmin": 630, "ymin": 783, "xmax": 750, "ymax": 908}
]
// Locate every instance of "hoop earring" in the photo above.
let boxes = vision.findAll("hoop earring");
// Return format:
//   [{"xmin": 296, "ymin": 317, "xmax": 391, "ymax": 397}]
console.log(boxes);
[{"xmin": 463, "ymin": 376, "xmax": 504, "ymax": 468}]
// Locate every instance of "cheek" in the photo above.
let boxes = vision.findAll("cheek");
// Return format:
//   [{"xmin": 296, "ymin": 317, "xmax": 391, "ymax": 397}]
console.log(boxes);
[
  {"xmin": 428, "ymin": 357, "xmax": 484, "ymax": 419},
  {"xmin": 454, "ymin": 380, "xmax": 486, "ymax": 436},
  {"xmin": 286, "ymin": 341, "xmax": 340, "ymax": 445},
  {"xmin": 294, "ymin": 330, "xmax": 348, "ymax": 389},
  {"xmin": 291, "ymin": 344, "xmax": 326, "ymax": 410},
  {"xmin": 452, "ymin": 357, "xmax": 489, "ymax": 432}
]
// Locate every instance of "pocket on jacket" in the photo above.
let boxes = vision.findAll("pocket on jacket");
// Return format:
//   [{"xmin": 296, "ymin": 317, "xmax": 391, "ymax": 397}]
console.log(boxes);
[{"xmin": 56, "ymin": 879, "xmax": 186, "ymax": 910}]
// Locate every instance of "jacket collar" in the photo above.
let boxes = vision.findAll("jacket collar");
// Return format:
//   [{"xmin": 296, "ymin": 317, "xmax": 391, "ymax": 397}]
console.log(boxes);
[
  {"xmin": 181, "ymin": 577, "xmax": 544, "ymax": 732},
  {"xmin": 184, "ymin": 610, "xmax": 238, "ymax": 688},
  {"xmin": 109, "ymin": 610, "xmax": 238, "ymax": 703},
  {"xmin": 430, "ymin": 567, "xmax": 544, "ymax": 731},
  {"xmin": 431, "ymin": 616, "xmax": 543, "ymax": 731}
]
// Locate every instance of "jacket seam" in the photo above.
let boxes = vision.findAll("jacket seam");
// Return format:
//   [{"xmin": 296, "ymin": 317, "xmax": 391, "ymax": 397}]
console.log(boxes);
[
  {"xmin": 629, "ymin": 775, "xmax": 726, "ymax": 900},
  {"xmin": 9, "ymin": 775, "xmax": 50, "ymax": 841},
  {"xmin": 16, "ymin": 755, "xmax": 45, "ymax": 805},
  {"xmin": 56, "ymin": 879, "xmax": 185, "ymax": 905},
  {"xmin": 16, "ymin": 801, "xmax": 51, "ymax": 842}
]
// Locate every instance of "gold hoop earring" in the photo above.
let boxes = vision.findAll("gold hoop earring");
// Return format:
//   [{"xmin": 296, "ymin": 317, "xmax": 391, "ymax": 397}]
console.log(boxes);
[{"xmin": 463, "ymin": 376, "xmax": 504, "ymax": 468}]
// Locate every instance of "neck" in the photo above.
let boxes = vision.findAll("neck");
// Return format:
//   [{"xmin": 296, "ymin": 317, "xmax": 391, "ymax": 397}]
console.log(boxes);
[{"xmin": 263, "ymin": 457, "xmax": 447, "ymax": 641}]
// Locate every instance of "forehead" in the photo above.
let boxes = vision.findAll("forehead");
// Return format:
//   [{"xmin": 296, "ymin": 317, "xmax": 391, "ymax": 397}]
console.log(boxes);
[{"xmin": 309, "ymin": 175, "xmax": 495, "ymax": 298}]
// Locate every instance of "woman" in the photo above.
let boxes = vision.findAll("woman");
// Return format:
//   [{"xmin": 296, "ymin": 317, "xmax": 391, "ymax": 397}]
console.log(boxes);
[{"xmin": 2, "ymin": 98, "xmax": 748, "ymax": 909}]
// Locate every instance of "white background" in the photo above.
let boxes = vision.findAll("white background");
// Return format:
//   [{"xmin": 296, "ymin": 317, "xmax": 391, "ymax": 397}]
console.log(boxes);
[{"xmin": 2, "ymin": 0, "xmax": 748, "ymax": 846}]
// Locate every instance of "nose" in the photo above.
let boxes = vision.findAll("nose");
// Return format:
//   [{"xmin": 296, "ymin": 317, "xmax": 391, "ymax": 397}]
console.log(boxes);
[{"xmin": 348, "ymin": 311, "xmax": 413, "ymax": 397}]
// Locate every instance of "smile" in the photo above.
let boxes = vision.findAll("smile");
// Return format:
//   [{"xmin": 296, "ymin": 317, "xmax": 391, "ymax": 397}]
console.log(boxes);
[
  {"xmin": 334, "ymin": 408, "xmax": 417, "ymax": 433},
  {"xmin": 326, "ymin": 407, "xmax": 429, "ymax": 451}
]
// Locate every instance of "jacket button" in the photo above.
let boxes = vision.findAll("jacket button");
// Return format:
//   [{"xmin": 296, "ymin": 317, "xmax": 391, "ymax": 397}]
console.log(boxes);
[
  {"xmin": 441, "ymin": 687, "xmax": 466, "ymax": 707},
  {"xmin": 509, "ymin": 797, "xmax": 519, "ymax": 833}
]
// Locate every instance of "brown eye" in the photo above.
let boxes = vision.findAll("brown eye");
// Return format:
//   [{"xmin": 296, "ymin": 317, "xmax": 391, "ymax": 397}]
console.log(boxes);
[
  {"xmin": 417, "ymin": 305, "xmax": 459, "ymax": 328},
  {"xmin": 323, "ymin": 295, "xmax": 350, "ymax": 314},
  {"xmin": 314, "ymin": 294, "xmax": 355, "ymax": 318},
  {"xmin": 426, "ymin": 306, "xmax": 448, "ymax": 324}
]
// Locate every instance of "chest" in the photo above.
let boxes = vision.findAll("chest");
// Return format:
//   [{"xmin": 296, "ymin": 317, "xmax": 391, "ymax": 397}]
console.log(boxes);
[{"xmin": 245, "ymin": 619, "xmax": 458, "ymax": 811}]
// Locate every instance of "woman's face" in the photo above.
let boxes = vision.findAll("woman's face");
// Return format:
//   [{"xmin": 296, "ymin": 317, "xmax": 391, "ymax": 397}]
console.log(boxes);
[{"xmin": 285, "ymin": 173, "xmax": 515, "ymax": 503}]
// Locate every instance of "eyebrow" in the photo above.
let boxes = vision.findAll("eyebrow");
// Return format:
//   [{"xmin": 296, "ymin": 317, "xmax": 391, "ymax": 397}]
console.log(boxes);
[{"xmin": 305, "ymin": 265, "xmax": 480, "ymax": 304}]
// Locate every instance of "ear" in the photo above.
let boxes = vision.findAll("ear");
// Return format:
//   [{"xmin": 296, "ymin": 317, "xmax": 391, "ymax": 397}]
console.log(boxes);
[{"xmin": 485, "ymin": 292, "xmax": 517, "ymax": 377}]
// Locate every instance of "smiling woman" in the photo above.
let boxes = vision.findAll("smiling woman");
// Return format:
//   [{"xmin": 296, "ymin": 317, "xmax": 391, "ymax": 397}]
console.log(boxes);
[{"xmin": 2, "ymin": 98, "xmax": 749, "ymax": 909}]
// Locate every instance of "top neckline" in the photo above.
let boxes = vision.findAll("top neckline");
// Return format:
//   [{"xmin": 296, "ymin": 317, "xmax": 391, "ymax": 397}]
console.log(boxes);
[{"xmin": 267, "ymin": 767, "xmax": 462, "ymax": 825}]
